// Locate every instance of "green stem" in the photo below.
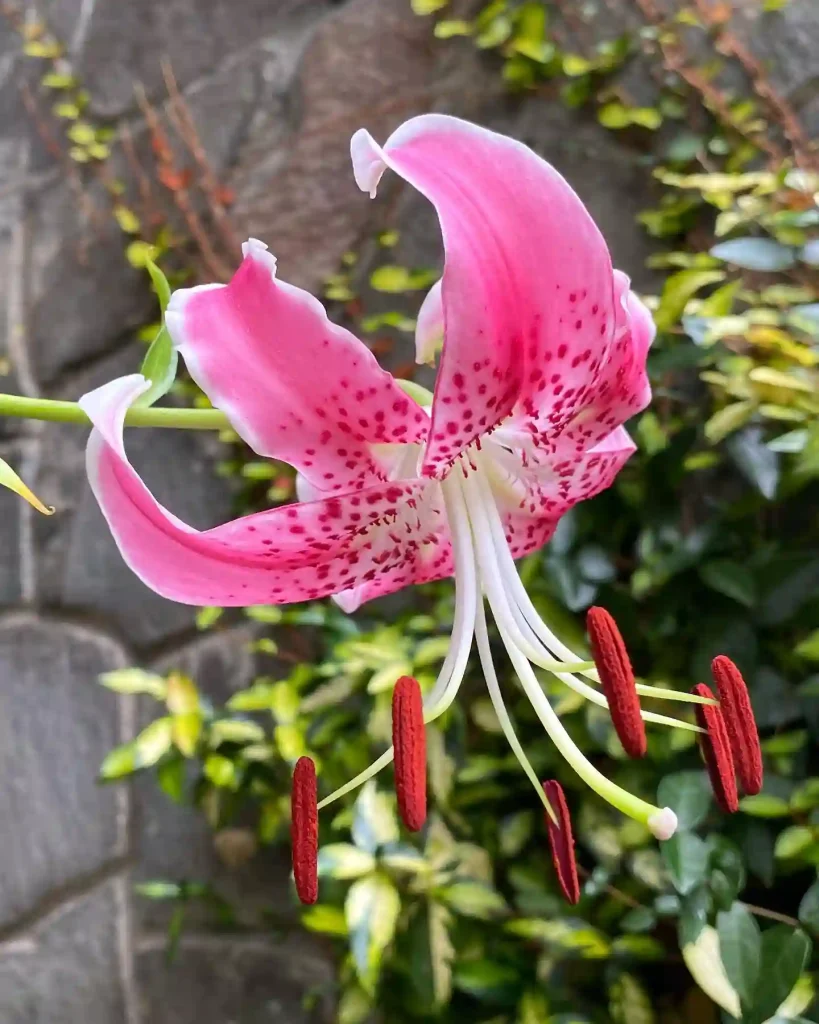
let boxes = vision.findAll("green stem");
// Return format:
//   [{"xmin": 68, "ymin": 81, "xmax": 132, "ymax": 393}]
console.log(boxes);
[{"xmin": 0, "ymin": 394, "xmax": 230, "ymax": 430}]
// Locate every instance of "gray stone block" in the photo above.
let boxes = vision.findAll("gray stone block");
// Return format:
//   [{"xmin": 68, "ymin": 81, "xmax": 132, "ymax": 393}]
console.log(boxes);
[
  {"xmin": 136, "ymin": 934, "xmax": 333, "ymax": 1024},
  {"xmin": 37, "ymin": 0, "xmax": 332, "ymax": 119},
  {"xmin": 0, "ymin": 442, "xmax": 25, "ymax": 604},
  {"xmin": 230, "ymin": 0, "xmax": 443, "ymax": 292},
  {"xmin": 0, "ymin": 615, "xmax": 128, "ymax": 930},
  {"xmin": 27, "ymin": 179, "xmax": 153, "ymax": 385},
  {"xmin": 0, "ymin": 881, "xmax": 129, "ymax": 1024},
  {"xmin": 34, "ymin": 345, "xmax": 236, "ymax": 650}
]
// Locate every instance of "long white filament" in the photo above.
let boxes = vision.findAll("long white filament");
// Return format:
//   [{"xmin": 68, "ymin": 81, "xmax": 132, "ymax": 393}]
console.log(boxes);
[
  {"xmin": 474, "ymin": 598, "xmax": 556, "ymax": 821},
  {"xmin": 317, "ymin": 478, "xmax": 476, "ymax": 811}
]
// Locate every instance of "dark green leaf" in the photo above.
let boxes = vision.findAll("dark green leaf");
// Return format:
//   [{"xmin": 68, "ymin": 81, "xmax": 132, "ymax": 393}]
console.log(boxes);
[
  {"xmin": 798, "ymin": 878, "xmax": 819, "ymax": 933},
  {"xmin": 716, "ymin": 902, "xmax": 761, "ymax": 1007},
  {"xmin": 747, "ymin": 926, "xmax": 811, "ymax": 1024},
  {"xmin": 662, "ymin": 833, "xmax": 709, "ymax": 895},
  {"xmin": 699, "ymin": 560, "xmax": 757, "ymax": 607},
  {"xmin": 657, "ymin": 772, "xmax": 712, "ymax": 830}
]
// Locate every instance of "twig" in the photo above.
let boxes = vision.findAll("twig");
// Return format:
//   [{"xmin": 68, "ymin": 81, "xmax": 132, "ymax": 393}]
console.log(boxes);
[
  {"xmin": 135, "ymin": 83, "xmax": 231, "ymax": 281},
  {"xmin": 160, "ymin": 57, "xmax": 243, "ymax": 258},
  {"xmin": 741, "ymin": 902, "xmax": 801, "ymax": 929}
]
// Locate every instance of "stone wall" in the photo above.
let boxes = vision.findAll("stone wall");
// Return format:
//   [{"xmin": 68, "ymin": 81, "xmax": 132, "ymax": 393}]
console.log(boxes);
[{"xmin": 0, "ymin": 0, "xmax": 816, "ymax": 1020}]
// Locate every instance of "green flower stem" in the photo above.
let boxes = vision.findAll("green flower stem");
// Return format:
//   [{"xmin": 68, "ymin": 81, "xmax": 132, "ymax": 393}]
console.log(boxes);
[{"xmin": 0, "ymin": 394, "xmax": 230, "ymax": 431}]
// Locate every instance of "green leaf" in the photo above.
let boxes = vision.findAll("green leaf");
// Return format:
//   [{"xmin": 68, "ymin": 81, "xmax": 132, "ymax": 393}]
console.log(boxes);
[
  {"xmin": 208, "ymin": 718, "xmax": 267, "ymax": 747},
  {"xmin": 704, "ymin": 401, "xmax": 757, "ymax": 444},
  {"xmin": 439, "ymin": 881, "xmax": 508, "ymax": 920},
  {"xmin": 133, "ymin": 717, "xmax": 174, "ymax": 769},
  {"xmin": 748, "ymin": 926, "xmax": 811, "ymax": 1024},
  {"xmin": 657, "ymin": 772, "xmax": 712, "ymax": 830},
  {"xmin": 137, "ymin": 325, "xmax": 178, "ymax": 408},
  {"xmin": 710, "ymin": 237, "xmax": 797, "ymax": 271},
  {"xmin": 774, "ymin": 826, "xmax": 815, "ymax": 860},
  {"xmin": 301, "ymin": 904, "xmax": 348, "ymax": 937},
  {"xmin": 408, "ymin": 901, "xmax": 455, "ymax": 1011},
  {"xmin": 798, "ymin": 879, "xmax": 819, "ymax": 933},
  {"xmin": 203, "ymin": 753, "xmax": 240, "ymax": 789},
  {"xmin": 100, "ymin": 741, "xmax": 137, "ymax": 780},
  {"xmin": 662, "ymin": 833, "xmax": 709, "ymax": 894},
  {"xmin": 410, "ymin": 0, "xmax": 448, "ymax": 12},
  {"xmin": 346, "ymin": 874, "xmax": 401, "ymax": 993},
  {"xmin": 434, "ymin": 19, "xmax": 472, "ymax": 37},
  {"xmin": 795, "ymin": 630, "xmax": 819, "ymax": 662},
  {"xmin": 99, "ymin": 668, "xmax": 167, "ymax": 699},
  {"xmin": 156, "ymin": 756, "xmax": 186, "ymax": 803},
  {"xmin": 134, "ymin": 881, "xmax": 182, "ymax": 900},
  {"xmin": 716, "ymin": 902, "xmax": 761, "ymax": 1007},
  {"xmin": 145, "ymin": 260, "xmax": 171, "ymax": 312},
  {"xmin": 740, "ymin": 794, "xmax": 792, "ymax": 817},
  {"xmin": 609, "ymin": 973, "xmax": 655, "ymax": 1024},
  {"xmin": 453, "ymin": 960, "xmax": 520, "ymax": 1002},
  {"xmin": 317, "ymin": 844, "xmax": 376, "ymax": 880},
  {"xmin": 699, "ymin": 560, "xmax": 757, "ymax": 607},
  {"xmin": 352, "ymin": 782, "xmax": 399, "ymax": 854},
  {"xmin": 654, "ymin": 270, "xmax": 725, "ymax": 331}
]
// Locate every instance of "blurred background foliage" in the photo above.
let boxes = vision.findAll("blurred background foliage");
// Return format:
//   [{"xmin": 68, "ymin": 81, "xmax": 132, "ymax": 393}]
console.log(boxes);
[{"xmin": 93, "ymin": 0, "xmax": 819, "ymax": 1021}]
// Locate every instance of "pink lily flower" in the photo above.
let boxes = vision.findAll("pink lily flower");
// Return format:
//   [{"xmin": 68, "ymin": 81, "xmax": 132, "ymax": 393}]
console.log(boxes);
[{"xmin": 80, "ymin": 114, "xmax": 686, "ymax": 842}]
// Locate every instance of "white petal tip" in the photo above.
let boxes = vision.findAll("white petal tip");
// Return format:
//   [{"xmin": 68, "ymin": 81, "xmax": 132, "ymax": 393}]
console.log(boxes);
[
  {"xmin": 241, "ymin": 237, "xmax": 278, "ymax": 275},
  {"xmin": 648, "ymin": 807, "xmax": 678, "ymax": 841},
  {"xmin": 350, "ymin": 128, "xmax": 387, "ymax": 198}
]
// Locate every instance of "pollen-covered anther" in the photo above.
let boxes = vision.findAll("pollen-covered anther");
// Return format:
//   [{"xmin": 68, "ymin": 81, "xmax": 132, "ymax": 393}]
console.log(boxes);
[
  {"xmin": 291, "ymin": 756, "xmax": 319, "ymax": 904},
  {"xmin": 692, "ymin": 683, "xmax": 738, "ymax": 814},
  {"xmin": 711, "ymin": 655, "xmax": 763, "ymax": 796},
  {"xmin": 543, "ymin": 780, "xmax": 580, "ymax": 905},
  {"xmin": 392, "ymin": 676, "xmax": 427, "ymax": 831},
  {"xmin": 586, "ymin": 606, "xmax": 647, "ymax": 759}
]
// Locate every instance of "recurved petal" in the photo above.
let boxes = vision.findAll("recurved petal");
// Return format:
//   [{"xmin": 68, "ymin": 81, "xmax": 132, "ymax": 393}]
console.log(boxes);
[
  {"xmin": 166, "ymin": 238, "xmax": 428, "ymax": 497},
  {"xmin": 80, "ymin": 375, "xmax": 449, "ymax": 607},
  {"xmin": 486, "ymin": 426, "xmax": 635, "ymax": 558},
  {"xmin": 351, "ymin": 115, "xmax": 618, "ymax": 478}
]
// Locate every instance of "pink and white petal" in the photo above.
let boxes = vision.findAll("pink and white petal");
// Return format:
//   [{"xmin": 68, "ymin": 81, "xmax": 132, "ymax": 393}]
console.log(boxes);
[
  {"xmin": 552, "ymin": 275, "xmax": 652, "ymax": 455},
  {"xmin": 351, "ymin": 116, "xmax": 617, "ymax": 477},
  {"xmin": 166, "ymin": 239, "xmax": 428, "ymax": 496},
  {"xmin": 485, "ymin": 426, "xmax": 635, "ymax": 554},
  {"xmin": 415, "ymin": 279, "xmax": 444, "ymax": 366},
  {"xmin": 80, "ymin": 375, "xmax": 446, "ymax": 607}
]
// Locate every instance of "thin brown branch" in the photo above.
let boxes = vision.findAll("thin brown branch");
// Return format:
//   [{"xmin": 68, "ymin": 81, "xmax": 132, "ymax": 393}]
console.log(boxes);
[
  {"xmin": 741, "ymin": 902, "xmax": 801, "ymax": 929},
  {"xmin": 134, "ymin": 82, "xmax": 231, "ymax": 280},
  {"xmin": 160, "ymin": 57, "xmax": 243, "ymax": 259}
]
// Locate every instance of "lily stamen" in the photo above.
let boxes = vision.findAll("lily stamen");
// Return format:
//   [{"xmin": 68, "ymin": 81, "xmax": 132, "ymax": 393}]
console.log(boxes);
[
  {"xmin": 693, "ymin": 683, "xmax": 739, "ymax": 814},
  {"xmin": 291, "ymin": 756, "xmax": 319, "ymax": 905},
  {"xmin": 392, "ymin": 676, "xmax": 427, "ymax": 832},
  {"xmin": 543, "ymin": 780, "xmax": 581, "ymax": 905},
  {"xmin": 586, "ymin": 606, "xmax": 646, "ymax": 758},
  {"xmin": 711, "ymin": 656, "xmax": 763, "ymax": 796}
]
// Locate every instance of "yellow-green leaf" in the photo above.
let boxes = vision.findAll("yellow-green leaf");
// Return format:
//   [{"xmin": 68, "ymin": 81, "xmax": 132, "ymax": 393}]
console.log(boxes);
[
  {"xmin": 317, "ymin": 844, "xmax": 376, "ymax": 880},
  {"xmin": 99, "ymin": 669, "xmax": 167, "ymax": 699},
  {"xmin": 134, "ymin": 717, "xmax": 174, "ymax": 768},
  {"xmin": 345, "ymin": 874, "xmax": 401, "ymax": 992},
  {"xmin": 0, "ymin": 457, "xmax": 54, "ymax": 515}
]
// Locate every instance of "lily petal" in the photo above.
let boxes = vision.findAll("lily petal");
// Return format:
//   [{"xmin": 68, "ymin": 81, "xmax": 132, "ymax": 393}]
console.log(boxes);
[
  {"xmin": 415, "ymin": 279, "xmax": 444, "ymax": 366},
  {"xmin": 81, "ymin": 375, "xmax": 451, "ymax": 606},
  {"xmin": 166, "ymin": 239, "xmax": 428, "ymax": 496},
  {"xmin": 553, "ymin": 274, "xmax": 653, "ymax": 455},
  {"xmin": 486, "ymin": 426, "xmax": 636, "ymax": 557},
  {"xmin": 351, "ymin": 115, "xmax": 617, "ymax": 477}
]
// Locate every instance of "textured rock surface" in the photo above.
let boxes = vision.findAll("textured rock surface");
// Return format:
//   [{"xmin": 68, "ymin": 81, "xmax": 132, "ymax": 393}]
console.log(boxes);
[{"xmin": 0, "ymin": 0, "xmax": 816, "ymax": 1020}]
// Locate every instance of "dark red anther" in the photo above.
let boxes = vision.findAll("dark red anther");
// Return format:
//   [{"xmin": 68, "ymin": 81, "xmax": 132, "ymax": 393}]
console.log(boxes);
[
  {"xmin": 543, "ymin": 780, "xmax": 580, "ymax": 905},
  {"xmin": 692, "ymin": 683, "xmax": 738, "ymax": 814},
  {"xmin": 392, "ymin": 676, "xmax": 427, "ymax": 831},
  {"xmin": 711, "ymin": 656, "xmax": 763, "ymax": 796},
  {"xmin": 586, "ymin": 606, "xmax": 647, "ymax": 759},
  {"xmin": 291, "ymin": 756, "xmax": 318, "ymax": 904}
]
